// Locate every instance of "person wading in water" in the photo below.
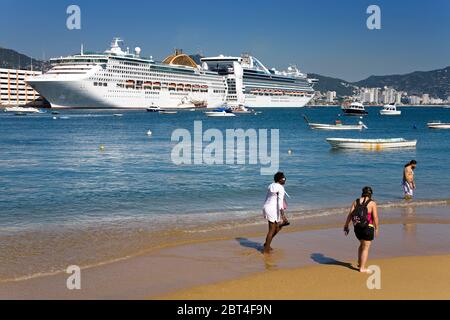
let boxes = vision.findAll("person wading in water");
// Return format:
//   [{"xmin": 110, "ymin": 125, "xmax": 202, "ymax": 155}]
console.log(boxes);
[{"xmin": 263, "ymin": 172, "xmax": 290, "ymax": 254}]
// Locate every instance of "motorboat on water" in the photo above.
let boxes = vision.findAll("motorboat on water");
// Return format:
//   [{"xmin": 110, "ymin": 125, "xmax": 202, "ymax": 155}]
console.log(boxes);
[
  {"xmin": 4, "ymin": 106, "xmax": 42, "ymax": 113},
  {"xmin": 227, "ymin": 103, "xmax": 253, "ymax": 114},
  {"xmin": 341, "ymin": 102, "xmax": 368, "ymax": 116},
  {"xmin": 303, "ymin": 115, "xmax": 367, "ymax": 131},
  {"xmin": 205, "ymin": 108, "xmax": 236, "ymax": 117},
  {"xmin": 427, "ymin": 121, "xmax": 450, "ymax": 129},
  {"xmin": 146, "ymin": 106, "xmax": 161, "ymax": 113},
  {"xmin": 380, "ymin": 103, "xmax": 401, "ymax": 116},
  {"xmin": 326, "ymin": 138, "xmax": 417, "ymax": 150},
  {"xmin": 159, "ymin": 110, "xmax": 178, "ymax": 114}
]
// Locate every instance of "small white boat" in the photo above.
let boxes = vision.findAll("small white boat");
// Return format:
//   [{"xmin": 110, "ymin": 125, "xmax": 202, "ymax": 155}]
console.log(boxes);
[
  {"xmin": 303, "ymin": 115, "xmax": 367, "ymax": 131},
  {"xmin": 159, "ymin": 110, "xmax": 178, "ymax": 115},
  {"xmin": 205, "ymin": 108, "xmax": 236, "ymax": 117},
  {"xmin": 113, "ymin": 114, "xmax": 123, "ymax": 117},
  {"xmin": 427, "ymin": 121, "xmax": 450, "ymax": 129},
  {"xmin": 380, "ymin": 103, "xmax": 401, "ymax": 116},
  {"xmin": 326, "ymin": 138, "xmax": 417, "ymax": 150},
  {"xmin": 146, "ymin": 106, "xmax": 161, "ymax": 113},
  {"xmin": 341, "ymin": 102, "xmax": 368, "ymax": 116},
  {"xmin": 4, "ymin": 106, "xmax": 41, "ymax": 113},
  {"xmin": 228, "ymin": 103, "xmax": 253, "ymax": 114}
]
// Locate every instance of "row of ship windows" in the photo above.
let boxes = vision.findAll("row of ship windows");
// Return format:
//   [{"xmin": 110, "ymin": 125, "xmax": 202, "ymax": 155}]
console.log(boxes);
[
  {"xmin": 116, "ymin": 84, "xmax": 209, "ymax": 92},
  {"xmin": 247, "ymin": 91, "xmax": 313, "ymax": 97},
  {"xmin": 99, "ymin": 72, "xmax": 225, "ymax": 84},
  {"xmin": 92, "ymin": 77, "xmax": 223, "ymax": 88}
]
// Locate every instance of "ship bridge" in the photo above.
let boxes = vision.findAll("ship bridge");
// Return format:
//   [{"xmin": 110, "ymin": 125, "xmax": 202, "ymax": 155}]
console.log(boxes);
[{"xmin": 162, "ymin": 49, "xmax": 198, "ymax": 68}]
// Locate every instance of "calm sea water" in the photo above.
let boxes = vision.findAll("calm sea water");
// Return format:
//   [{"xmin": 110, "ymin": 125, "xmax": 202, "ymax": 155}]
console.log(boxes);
[{"xmin": 0, "ymin": 106, "xmax": 449, "ymax": 279}]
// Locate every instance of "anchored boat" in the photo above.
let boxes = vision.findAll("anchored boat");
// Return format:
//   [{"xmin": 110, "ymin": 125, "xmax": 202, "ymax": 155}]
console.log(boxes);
[
  {"xmin": 205, "ymin": 108, "xmax": 236, "ymax": 117},
  {"xmin": 4, "ymin": 106, "xmax": 42, "ymax": 113},
  {"xmin": 326, "ymin": 138, "xmax": 417, "ymax": 150},
  {"xmin": 427, "ymin": 121, "xmax": 450, "ymax": 129},
  {"xmin": 341, "ymin": 102, "xmax": 368, "ymax": 116},
  {"xmin": 303, "ymin": 115, "xmax": 367, "ymax": 131},
  {"xmin": 380, "ymin": 103, "xmax": 401, "ymax": 116}
]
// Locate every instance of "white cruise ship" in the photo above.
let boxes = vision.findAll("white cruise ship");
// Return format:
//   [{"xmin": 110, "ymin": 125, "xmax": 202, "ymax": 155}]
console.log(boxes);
[
  {"xmin": 201, "ymin": 54, "xmax": 316, "ymax": 107},
  {"xmin": 27, "ymin": 38, "xmax": 317, "ymax": 109},
  {"xmin": 27, "ymin": 38, "xmax": 227, "ymax": 109}
]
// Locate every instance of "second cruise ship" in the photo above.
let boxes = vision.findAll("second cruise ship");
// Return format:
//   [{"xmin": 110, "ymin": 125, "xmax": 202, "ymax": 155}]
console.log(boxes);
[{"xmin": 27, "ymin": 38, "xmax": 316, "ymax": 109}]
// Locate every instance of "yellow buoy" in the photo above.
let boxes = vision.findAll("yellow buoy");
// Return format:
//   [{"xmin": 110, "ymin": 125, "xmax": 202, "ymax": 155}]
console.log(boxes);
[{"xmin": 99, "ymin": 145, "xmax": 105, "ymax": 151}]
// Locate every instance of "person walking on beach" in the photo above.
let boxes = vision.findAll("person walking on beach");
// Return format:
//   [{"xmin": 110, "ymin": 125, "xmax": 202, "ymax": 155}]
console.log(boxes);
[
  {"xmin": 263, "ymin": 172, "xmax": 290, "ymax": 254},
  {"xmin": 344, "ymin": 187, "xmax": 379, "ymax": 273},
  {"xmin": 403, "ymin": 160, "xmax": 417, "ymax": 200}
]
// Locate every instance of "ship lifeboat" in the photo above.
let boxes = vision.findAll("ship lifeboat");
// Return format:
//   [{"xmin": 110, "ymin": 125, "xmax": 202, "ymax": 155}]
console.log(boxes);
[
  {"xmin": 125, "ymin": 80, "xmax": 135, "ymax": 88},
  {"xmin": 193, "ymin": 85, "xmax": 200, "ymax": 92},
  {"xmin": 184, "ymin": 84, "xmax": 192, "ymax": 92},
  {"xmin": 201, "ymin": 85, "xmax": 208, "ymax": 92},
  {"xmin": 177, "ymin": 84, "xmax": 184, "ymax": 91},
  {"xmin": 143, "ymin": 82, "xmax": 152, "ymax": 89}
]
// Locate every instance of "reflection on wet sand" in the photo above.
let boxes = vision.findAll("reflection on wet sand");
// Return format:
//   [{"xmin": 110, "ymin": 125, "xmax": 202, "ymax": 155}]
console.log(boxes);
[{"xmin": 402, "ymin": 206, "xmax": 417, "ymax": 239}]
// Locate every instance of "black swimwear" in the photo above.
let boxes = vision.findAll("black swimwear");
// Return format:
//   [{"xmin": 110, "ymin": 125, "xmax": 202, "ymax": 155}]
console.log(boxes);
[{"xmin": 354, "ymin": 224, "xmax": 375, "ymax": 241}]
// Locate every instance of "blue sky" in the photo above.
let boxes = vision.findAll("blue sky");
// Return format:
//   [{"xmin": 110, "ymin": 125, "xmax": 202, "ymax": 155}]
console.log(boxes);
[{"xmin": 1, "ymin": 0, "xmax": 449, "ymax": 81}]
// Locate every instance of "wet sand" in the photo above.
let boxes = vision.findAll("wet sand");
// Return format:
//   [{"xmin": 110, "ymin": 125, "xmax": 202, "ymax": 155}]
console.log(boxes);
[
  {"xmin": 159, "ymin": 255, "xmax": 450, "ymax": 300},
  {"xmin": 0, "ymin": 204, "xmax": 449, "ymax": 299}
]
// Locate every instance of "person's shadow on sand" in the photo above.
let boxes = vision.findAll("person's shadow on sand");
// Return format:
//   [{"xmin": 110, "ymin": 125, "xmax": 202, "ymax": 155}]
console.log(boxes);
[
  {"xmin": 235, "ymin": 237, "xmax": 264, "ymax": 253},
  {"xmin": 310, "ymin": 253, "xmax": 359, "ymax": 271}
]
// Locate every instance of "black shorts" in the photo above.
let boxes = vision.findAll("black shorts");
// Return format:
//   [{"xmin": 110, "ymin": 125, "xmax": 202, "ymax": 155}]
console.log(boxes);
[{"xmin": 354, "ymin": 225, "xmax": 375, "ymax": 241}]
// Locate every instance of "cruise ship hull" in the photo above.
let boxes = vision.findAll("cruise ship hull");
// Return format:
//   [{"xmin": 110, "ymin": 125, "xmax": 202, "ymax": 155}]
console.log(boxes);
[
  {"xmin": 244, "ymin": 94, "xmax": 313, "ymax": 108},
  {"xmin": 28, "ymin": 79, "xmax": 225, "ymax": 109}
]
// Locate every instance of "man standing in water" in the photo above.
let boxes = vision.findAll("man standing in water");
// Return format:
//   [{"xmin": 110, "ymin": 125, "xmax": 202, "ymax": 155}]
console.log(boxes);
[
  {"xmin": 403, "ymin": 160, "xmax": 417, "ymax": 200},
  {"xmin": 263, "ymin": 172, "xmax": 290, "ymax": 254}
]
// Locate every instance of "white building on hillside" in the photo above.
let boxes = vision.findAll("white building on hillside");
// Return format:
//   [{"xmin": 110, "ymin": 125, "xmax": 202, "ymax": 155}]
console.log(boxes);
[{"xmin": 0, "ymin": 68, "xmax": 42, "ymax": 106}]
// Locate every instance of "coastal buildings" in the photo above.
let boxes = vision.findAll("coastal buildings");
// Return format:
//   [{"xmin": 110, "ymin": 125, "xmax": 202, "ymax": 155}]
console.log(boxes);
[
  {"xmin": 0, "ymin": 68, "xmax": 42, "ymax": 106},
  {"xmin": 312, "ymin": 85, "xmax": 448, "ymax": 106},
  {"xmin": 326, "ymin": 91, "xmax": 336, "ymax": 102}
]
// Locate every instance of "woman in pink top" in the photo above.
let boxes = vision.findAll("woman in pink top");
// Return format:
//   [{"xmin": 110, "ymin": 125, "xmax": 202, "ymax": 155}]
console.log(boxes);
[{"xmin": 344, "ymin": 186, "xmax": 380, "ymax": 273}]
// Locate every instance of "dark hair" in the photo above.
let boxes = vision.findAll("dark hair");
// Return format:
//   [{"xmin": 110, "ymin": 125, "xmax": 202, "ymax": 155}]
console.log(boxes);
[
  {"xmin": 362, "ymin": 186, "xmax": 373, "ymax": 198},
  {"xmin": 274, "ymin": 172, "xmax": 285, "ymax": 183},
  {"xmin": 405, "ymin": 160, "xmax": 417, "ymax": 167}
]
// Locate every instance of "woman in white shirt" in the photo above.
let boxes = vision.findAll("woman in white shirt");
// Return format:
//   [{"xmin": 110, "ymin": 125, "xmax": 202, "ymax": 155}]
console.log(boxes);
[{"xmin": 263, "ymin": 172, "xmax": 290, "ymax": 254}]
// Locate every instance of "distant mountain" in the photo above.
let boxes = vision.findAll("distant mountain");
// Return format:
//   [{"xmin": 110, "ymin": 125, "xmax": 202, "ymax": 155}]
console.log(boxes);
[
  {"xmin": 308, "ymin": 73, "xmax": 356, "ymax": 97},
  {"xmin": 311, "ymin": 66, "xmax": 450, "ymax": 99},
  {"xmin": 0, "ymin": 47, "xmax": 49, "ymax": 71},
  {"xmin": 353, "ymin": 67, "xmax": 450, "ymax": 99}
]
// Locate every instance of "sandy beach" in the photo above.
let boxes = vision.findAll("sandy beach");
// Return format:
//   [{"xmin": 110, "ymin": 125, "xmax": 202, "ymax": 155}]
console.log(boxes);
[
  {"xmin": 0, "ymin": 203, "xmax": 449, "ymax": 299},
  {"xmin": 158, "ymin": 254, "xmax": 450, "ymax": 300}
]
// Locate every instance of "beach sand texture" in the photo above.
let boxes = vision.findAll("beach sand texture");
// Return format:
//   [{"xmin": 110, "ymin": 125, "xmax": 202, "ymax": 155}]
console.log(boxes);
[{"xmin": 158, "ymin": 254, "xmax": 450, "ymax": 300}]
